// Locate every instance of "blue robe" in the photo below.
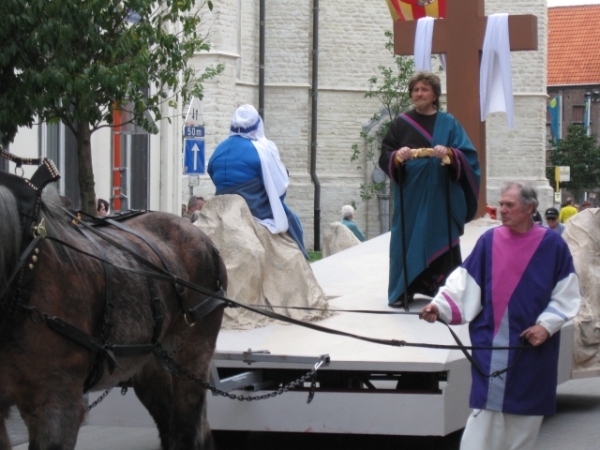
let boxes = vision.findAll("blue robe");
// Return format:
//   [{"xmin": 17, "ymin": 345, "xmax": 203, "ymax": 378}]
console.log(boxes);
[
  {"xmin": 432, "ymin": 225, "xmax": 580, "ymax": 415},
  {"xmin": 380, "ymin": 111, "xmax": 480, "ymax": 304},
  {"xmin": 208, "ymin": 136, "xmax": 308, "ymax": 258}
]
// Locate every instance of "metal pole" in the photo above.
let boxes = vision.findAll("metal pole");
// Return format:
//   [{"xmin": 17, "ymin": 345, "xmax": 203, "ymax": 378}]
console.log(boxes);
[
  {"xmin": 258, "ymin": 0, "xmax": 265, "ymax": 120},
  {"xmin": 310, "ymin": 0, "xmax": 321, "ymax": 251}
]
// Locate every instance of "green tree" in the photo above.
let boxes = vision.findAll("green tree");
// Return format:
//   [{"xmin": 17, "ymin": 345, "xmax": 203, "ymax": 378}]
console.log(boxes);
[
  {"xmin": 547, "ymin": 124, "xmax": 600, "ymax": 199},
  {"xmin": 0, "ymin": 0, "xmax": 222, "ymax": 215},
  {"xmin": 351, "ymin": 30, "xmax": 415, "ymax": 201}
]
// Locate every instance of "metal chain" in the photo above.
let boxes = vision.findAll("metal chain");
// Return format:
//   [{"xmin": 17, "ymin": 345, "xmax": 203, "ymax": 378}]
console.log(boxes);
[
  {"xmin": 85, "ymin": 388, "xmax": 112, "ymax": 412},
  {"xmin": 164, "ymin": 352, "xmax": 324, "ymax": 403}
]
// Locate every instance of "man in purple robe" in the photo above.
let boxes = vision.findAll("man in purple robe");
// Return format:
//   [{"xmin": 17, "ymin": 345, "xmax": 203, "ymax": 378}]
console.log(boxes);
[{"xmin": 420, "ymin": 182, "xmax": 581, "ymax": 450}]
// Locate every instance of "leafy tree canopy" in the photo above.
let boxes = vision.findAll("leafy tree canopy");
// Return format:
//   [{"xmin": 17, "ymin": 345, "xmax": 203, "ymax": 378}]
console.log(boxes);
[
  {"xmin": 0, "ymin": 0, "xmax": 222, "ymax": 214},
  {"xmin": 0, "ymin": 0, "xmax": 219, "ymax": 142},
  {"xmin": 548, "ymin": 124, "xmax": 600, "ymax": 199}
]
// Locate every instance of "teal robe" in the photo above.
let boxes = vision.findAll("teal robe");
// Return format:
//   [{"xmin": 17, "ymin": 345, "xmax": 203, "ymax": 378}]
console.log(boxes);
[{"xmin": 379, "ymin": 111, "xmax": 480, "ymax": 305}]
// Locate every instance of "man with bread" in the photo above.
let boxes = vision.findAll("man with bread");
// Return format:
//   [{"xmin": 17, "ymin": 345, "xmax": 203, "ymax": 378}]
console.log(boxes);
[{"xmin": 379, "ymin": 71, "xmax": 480, "ymax": 308}]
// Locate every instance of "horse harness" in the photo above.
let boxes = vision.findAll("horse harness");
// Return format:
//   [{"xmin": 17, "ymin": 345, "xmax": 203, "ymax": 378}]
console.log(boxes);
[
  {"xmin": 0, "ymin": 150, "xmax": 227, "ymax": 392},
  {"xmin": 1, "ymin": 150, "xmax": 530, "ymax": 397}
]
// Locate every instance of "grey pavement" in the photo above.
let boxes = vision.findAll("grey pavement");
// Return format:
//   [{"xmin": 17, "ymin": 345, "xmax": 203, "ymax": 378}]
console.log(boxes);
[{"xmin": 10, "ymin": 376, "xmax": 600, "ymax": 449}]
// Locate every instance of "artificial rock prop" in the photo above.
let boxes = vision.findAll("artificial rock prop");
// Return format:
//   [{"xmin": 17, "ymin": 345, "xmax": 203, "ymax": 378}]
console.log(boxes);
[
  {"xmin": 194, "ymin": 194, "xmax": 329, "ymax": 330},
  {"xmin": 562, "ymin": 208, "xmax": 600, "ymax": 375},
  {"xmin": 322, "ymin": 222, "xmax": 361, "ymax": 258}
]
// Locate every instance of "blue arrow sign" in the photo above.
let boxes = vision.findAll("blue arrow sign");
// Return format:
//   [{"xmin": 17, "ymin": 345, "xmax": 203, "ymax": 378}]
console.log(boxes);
[{"xmin": 184, "ymin": 138, "xmax": 205, "ymax": 174}]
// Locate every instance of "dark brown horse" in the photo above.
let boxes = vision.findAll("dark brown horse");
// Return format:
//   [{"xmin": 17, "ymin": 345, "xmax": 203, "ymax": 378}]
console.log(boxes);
[{"xmin": 0, "ymin": 169, "xmax": 227, "ymax": 449}]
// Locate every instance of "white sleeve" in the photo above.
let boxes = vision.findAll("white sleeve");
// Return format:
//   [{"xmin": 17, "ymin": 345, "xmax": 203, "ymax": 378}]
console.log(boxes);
[
  {"xmin": 431, "ymin": 267, "xmax": 483, "ymax": 325},
  {"xmin": 537, "ymin": 272, "xmax": 581, "ymax": 336}
]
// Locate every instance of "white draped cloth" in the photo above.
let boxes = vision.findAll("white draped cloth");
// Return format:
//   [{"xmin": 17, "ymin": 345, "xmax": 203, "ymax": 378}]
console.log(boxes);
[
  {"xmin": 480, "ymin": 13, "xmax": 514, "ymax": 128},
  {"xmin": 414, "ymin": 17, "xmax": 446, "ymax": 73},
  {"xmin": 229, "ymin": 104, "xmax": 289, "ymax": 233}
]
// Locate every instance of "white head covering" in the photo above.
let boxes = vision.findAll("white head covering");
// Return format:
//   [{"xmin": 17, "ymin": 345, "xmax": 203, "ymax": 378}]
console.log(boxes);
[
  {"xmin": 341, "ymin": 205, "xmax": 354, "ymax": 219},
  {"xmin": 229, "ymin": 105, "xmax": 290, "ymax": 233}
]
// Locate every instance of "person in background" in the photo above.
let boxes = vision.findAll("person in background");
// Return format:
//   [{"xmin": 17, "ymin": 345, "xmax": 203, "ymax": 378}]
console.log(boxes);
[
  {"xmin": 420, "ymin": 182, "xmax": 580, "ymax": 450},
  {"xmin": 97, "ymin": 198, "xmax": 109, "ymax": 216},
  {"xmin": 185, "ymin": 195, "xmax": 204, "ymax": 222},
  {"xmin": 543, "ymin": 207, "xmax": 564, "ymax": 235},
  {"xmin": 532, "ymin": 209, "xmax": 543, "ymax": 225},
  {"xmin": 379, "ymin": 71, "xmax": 480, "ymax": 308},
  {"xmin": 341, "ymin": 205, "xmax": 365, "ymax": 242},
  {"xmin": 580, "ymin": 200, "xmax": 592, "ymax": 211},
  {"xmin": 208, "ymin": 104, "xmax": 308, "ymax": 258},
  {"xmin": 559, "ymin": 197, "xmax": 577, "ymax": 223}
]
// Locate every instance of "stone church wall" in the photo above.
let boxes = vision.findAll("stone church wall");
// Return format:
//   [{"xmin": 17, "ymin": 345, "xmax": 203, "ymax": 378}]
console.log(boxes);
[{"xmin": 189, "ymin": 0, "xmax": 550, "ymax": 250}]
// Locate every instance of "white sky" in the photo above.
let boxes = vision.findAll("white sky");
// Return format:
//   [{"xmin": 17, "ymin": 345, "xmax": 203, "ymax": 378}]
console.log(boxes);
[{"xmin": 547, "ymin": 0, "xmax": 600, "ymax": 6}]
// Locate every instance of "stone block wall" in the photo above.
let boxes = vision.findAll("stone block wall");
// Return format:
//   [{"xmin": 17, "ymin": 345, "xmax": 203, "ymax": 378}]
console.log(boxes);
[{"xmin": 185, "ymin": 0, "xmax": 550, "ymax": 250}]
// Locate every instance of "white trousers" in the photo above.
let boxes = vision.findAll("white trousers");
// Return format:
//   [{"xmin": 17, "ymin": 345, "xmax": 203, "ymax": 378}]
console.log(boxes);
[{"xmin": 460, "ymin": 409, "xmax": 544, "ymax": 450}]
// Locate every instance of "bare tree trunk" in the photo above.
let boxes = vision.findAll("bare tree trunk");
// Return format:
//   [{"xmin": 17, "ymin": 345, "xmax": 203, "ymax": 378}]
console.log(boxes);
[{"xmin": 76, "ymin": 122, "xmax": 96, "ymax": 216}]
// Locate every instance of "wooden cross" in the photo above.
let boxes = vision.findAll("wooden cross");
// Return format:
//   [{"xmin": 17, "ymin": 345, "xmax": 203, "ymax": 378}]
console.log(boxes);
[{"xmin": 393, "ymin": 0, "xmax": 538, "ymax": 215}]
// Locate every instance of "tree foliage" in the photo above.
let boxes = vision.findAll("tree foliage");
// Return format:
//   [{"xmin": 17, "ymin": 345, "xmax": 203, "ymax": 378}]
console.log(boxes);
[
  {"xmin": 0, "ymin": 0, "xmax": 222, "ymax": 214},
  {"xmin": 547, "ymin": 124, "xmax": 600, "ymax": 199},
  {"xmin": 350, "ymin": 30, "xmax": 415, "ymax": 201}
]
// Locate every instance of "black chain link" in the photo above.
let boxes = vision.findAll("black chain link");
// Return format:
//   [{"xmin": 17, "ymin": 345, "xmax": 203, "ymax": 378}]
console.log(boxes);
[
  {"xmin": 86, "ymin": 388, "xmax": 112, "ymax": 412},
  {"xmin": 163, "ymin": 352, "xmax": 324, "ymax": 403}
]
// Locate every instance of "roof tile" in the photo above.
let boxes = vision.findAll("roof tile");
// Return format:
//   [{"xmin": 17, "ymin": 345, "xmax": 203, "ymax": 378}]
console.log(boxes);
[{"xmin": 548, "ymin": 5, "xmax": 600, "ymax": 86}]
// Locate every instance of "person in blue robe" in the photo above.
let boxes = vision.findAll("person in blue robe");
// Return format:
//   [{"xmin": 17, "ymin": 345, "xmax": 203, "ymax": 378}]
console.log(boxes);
[
  {"xmin": 420, "ymin": 182, "xmax": 580, "ymax": 450},
  {"xmin": 379, "ymin": 72, "xmax": 480, "ymax": 307},
  {"xmin": 208, "ymin": 104, "xmax": 308, "ymax": 259}
]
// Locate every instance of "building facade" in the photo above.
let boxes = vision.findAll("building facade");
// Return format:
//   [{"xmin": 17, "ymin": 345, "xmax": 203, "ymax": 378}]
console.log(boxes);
[
  {"xmin": 547, "ymin": 4, "xmax": 600, "ymax": 205},
  {"xmin": 3, "ymin": 0, "xmax": 551, "ymax": 250}
]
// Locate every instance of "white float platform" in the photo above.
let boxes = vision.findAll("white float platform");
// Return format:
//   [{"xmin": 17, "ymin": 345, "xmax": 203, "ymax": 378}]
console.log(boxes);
[{"xmin": 208, "ymin": 221, "xmax": 501, "ymax": 436}]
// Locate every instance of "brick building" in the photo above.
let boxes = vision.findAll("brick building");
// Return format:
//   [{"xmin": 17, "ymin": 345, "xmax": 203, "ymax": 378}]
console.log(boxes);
[{"xmin": 547, "ymin": 4, "xmax": 600, "ymax": 204}]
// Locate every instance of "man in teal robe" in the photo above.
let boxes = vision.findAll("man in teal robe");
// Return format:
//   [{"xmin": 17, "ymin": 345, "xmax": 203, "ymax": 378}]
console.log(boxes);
[{"xmin": 379, "ymin": 72, "xmax": 480, "ymax": 307}]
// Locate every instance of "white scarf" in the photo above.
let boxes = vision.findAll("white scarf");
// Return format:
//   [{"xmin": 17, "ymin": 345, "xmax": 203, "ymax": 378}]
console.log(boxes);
[
  {"xmin": 480, "ymin": 13, "xmax": 514, "ymax": 128},
  {"xmin": 414, "ymin": 17, "xmax": 446, "ymax": 72},
  {"xmin": 229, "ymin": 105, "xmax": 289, "ymax": 233}
]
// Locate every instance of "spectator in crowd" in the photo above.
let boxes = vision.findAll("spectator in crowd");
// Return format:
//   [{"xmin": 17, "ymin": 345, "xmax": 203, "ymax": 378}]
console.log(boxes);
[
  {"xmin": 340, "ymin": 205, "xmax": 365, "ymax": 242},
  {"xmin": 97, "ymin": 198, "xmax": 109, "ymax": 216},
  {"xmin": 543, "ymin": 207, "xmax": 564, "ymax": 235},
  {"xmin": 185, "ymin": 195, "xmax": 204, "ymax": 222},
  {"xmin": 559, "ymin": 197, "xmax": 577, "ymax": 223}
]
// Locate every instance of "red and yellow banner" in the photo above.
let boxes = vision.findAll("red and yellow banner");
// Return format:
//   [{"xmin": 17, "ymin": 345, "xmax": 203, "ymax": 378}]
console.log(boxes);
[{"xmin": 385, "ymin": 0, "xmax": 446, "ymax": 21}]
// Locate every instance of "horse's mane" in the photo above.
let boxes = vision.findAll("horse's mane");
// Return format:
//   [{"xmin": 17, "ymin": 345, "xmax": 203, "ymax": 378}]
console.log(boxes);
[{"xmin": 0, "ymin": 185, "xmax": 22, "ymax": 289}]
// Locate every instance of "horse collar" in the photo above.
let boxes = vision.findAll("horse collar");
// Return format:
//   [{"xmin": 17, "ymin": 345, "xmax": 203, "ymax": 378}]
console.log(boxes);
[{"xmin": 0, "ymin": 153, "xmax": 60, "ymax": 252}]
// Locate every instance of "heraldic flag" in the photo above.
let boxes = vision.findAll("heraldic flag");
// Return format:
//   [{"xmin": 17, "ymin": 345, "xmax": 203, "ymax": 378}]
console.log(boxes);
[{"xmin": 385, "ymin": 0, "xmax": 446, "ymax": 21}]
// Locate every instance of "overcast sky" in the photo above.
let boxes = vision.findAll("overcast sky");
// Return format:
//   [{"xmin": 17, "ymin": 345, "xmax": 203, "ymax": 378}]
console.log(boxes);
[{"xmin": 547, "ymin": 0, "xmax": 600, "ymax": 6}]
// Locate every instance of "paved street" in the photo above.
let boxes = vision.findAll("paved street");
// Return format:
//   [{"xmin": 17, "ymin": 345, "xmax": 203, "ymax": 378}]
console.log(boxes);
[{"xmin": 10, "ymin": 376, "xmax": 600, "ymax": 449}]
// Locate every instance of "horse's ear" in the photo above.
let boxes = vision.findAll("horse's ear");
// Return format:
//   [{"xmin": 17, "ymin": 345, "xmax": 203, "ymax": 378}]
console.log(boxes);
[{"xmin": 0, "ymin": 159, "xmax": 61, "ymax": 251}]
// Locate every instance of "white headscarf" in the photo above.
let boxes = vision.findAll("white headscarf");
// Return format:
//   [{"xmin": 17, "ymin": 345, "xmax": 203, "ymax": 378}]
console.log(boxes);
[{"xmin": 229, "ymin": 104, "xmax": 289, "ymax": 233}]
